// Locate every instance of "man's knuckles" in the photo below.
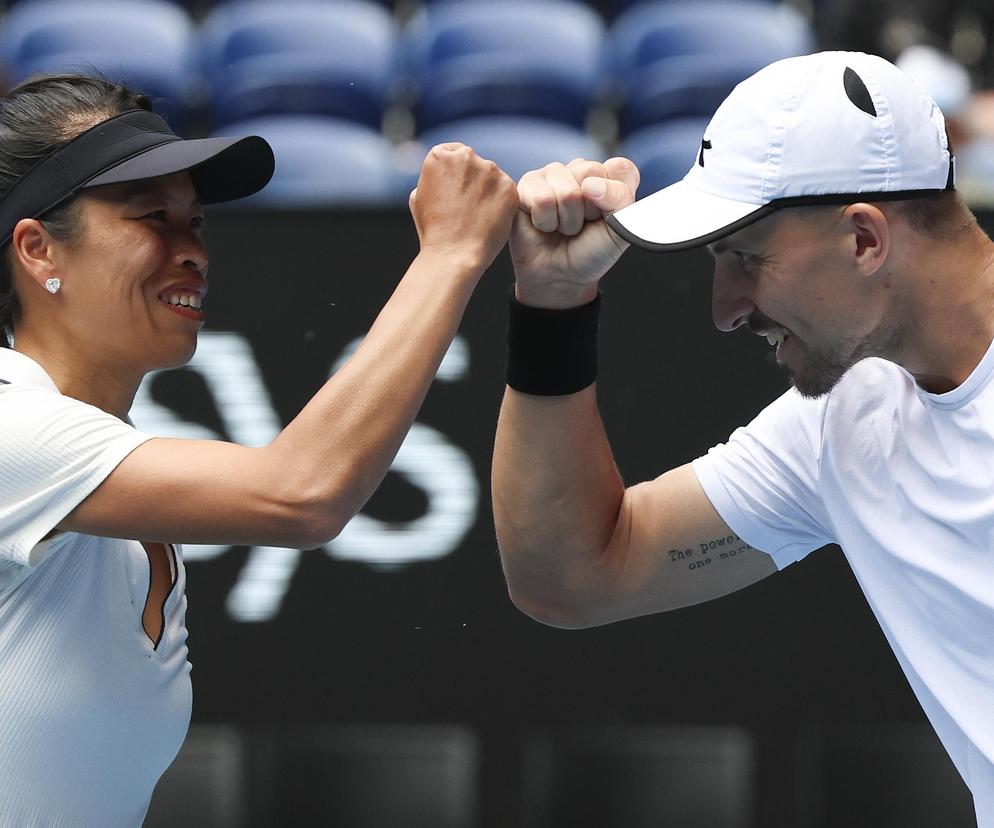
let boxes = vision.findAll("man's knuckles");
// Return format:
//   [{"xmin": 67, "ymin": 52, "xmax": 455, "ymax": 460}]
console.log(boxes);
[
  {"xmin": 567, "ymin": 158, "xmax": 608, "ymax": 182},
  {"xmin": 604, "ymin": 156, "xmax": 640, "ymax": 192}
]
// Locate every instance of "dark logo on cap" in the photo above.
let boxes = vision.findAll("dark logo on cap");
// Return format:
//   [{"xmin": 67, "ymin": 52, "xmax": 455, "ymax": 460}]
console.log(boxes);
[
  {"xmin": 698, "ymin": 138, "xmax": 712, "ymax": 167},
  {"xmin": 844, "ymin": 67, "xmax": 877, "ymax": 117}
]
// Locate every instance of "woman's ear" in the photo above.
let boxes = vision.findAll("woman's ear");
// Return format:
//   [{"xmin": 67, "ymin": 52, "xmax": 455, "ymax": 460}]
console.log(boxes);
[{"xmin": 10, "ymin": 218, "xmax": 57, "ymax": 291}]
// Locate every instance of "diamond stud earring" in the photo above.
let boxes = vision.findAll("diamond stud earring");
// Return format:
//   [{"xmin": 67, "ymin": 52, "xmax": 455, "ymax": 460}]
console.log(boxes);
[{"xmin": 45, "ymin": 277, "xmax": 61, "ymax": 295}]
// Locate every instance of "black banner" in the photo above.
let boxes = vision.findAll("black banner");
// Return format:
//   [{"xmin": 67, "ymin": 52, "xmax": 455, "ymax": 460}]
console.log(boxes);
[{"xmin": 140, "ymin": 207, "xmax": 952, "ymax": 729}]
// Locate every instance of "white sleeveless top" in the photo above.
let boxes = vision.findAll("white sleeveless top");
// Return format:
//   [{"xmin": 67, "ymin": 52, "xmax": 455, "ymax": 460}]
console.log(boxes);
[{"xmin": 0, "ymin": 348, "xmax": 192, "ymax": 826}]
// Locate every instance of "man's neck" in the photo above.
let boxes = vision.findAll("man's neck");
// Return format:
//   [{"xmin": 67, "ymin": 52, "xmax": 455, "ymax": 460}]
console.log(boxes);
[{"xmin": 898, "ymin": 230, "xmax": 994, "ymax": 394}]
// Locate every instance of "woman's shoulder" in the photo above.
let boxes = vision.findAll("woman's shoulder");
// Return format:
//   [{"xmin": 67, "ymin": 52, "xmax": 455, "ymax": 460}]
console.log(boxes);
[{"xmin": 0, "ymin": 348, "xmax": 60, "ymax": 391}]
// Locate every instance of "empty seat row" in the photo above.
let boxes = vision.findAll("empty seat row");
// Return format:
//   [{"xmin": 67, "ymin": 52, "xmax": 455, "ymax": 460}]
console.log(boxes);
[
  {"xmin": 215, "ymin": 114, "xmax": 707, "ymax": 207},
  {"xmin": 2, "ymin": 0, "xmax": 787, "ymax": 16},
  {"xmin": 0, "ymin": 0, "xmax": 815, "ymax": 135},
  {"xmin": 146, "ymin": 722, "xmax": 974, "ymax": 828}
]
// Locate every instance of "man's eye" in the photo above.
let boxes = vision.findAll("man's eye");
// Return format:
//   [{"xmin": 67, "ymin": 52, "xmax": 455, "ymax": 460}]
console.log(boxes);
[{"xmin": 144, "ymin": 210, "xmax": 168, "ymax": 221}]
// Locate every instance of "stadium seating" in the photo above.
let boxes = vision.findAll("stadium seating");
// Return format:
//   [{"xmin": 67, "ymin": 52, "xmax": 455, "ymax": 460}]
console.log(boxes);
[
  {"xmin": 217, "ymin": 115, "xmax": 409, "ymax": 207},
  {"xmin": 609, "ymin": 0, "xmax": 815, "ymax": 134},
  {"xmin": 0, "ymin": 0, "xmax": 195, "ymax": 127},
  {"xmin": 793, "ymin": 724, "xmax": 976, "ymax": 827},
  {"xmin": 144, "ymin": 726, "xmax": 247, "ymax": 828},
  {"xmin": 610, "ymin": 0, "xmax": 780, "ymax": 12},
  {"xmin": 418, "ymin": 116, "xmax": 605, "ymax": 184},
  {"xmin": 198, "ymin": 0, "xmax": 398, "ymax": 129},
  {"xmin": 402, "ymin": 0, "xmax": 606, "ymax": 130},
  {"xmin": 619, "ymin": 117, "xmax": 710, "ymax": 197},
  {"xmin": 523, "ymin": 726, "xmax": 756, "ymax": 827},
  {"xmin": 252, "ymin": 725, "xmax": 479, "ymax": 828}
]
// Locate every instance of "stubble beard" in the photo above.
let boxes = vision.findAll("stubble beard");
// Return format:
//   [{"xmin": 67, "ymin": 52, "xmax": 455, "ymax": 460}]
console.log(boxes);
[{"xmin": 784, "ymin": 323, "xmax": 903, "ymax": 399}]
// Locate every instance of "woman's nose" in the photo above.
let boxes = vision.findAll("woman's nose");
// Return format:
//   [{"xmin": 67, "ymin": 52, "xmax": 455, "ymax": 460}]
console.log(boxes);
[{"xmin": 174, "ymin": 231, "xmax": 208, "ymax": 276}]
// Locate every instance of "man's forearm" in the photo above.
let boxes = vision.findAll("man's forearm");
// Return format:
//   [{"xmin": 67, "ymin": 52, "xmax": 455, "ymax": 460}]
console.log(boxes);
[{"xmin": 492, "ymin": 384, "xmax": 626, "ymax": 624}]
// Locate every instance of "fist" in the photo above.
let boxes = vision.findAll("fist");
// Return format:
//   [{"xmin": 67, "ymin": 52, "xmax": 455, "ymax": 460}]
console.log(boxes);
[
  {"xmin": 510, "ymin": 157, "xmax": 639, "ymax": 309},
  {"xmin": 409, "ymin": 143, "xmax": 518, "ymax": 272}
]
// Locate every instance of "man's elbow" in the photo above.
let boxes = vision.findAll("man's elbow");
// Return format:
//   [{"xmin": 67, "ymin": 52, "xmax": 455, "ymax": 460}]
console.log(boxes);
[{"xmin": 505, "ymin": 582, "xmax": 609, "ymax": 630}]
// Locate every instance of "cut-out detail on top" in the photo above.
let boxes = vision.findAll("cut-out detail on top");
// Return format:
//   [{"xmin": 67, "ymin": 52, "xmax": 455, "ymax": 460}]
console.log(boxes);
[{"xmin": 139, "ymin": 542, "xmax": 177, "ymax": 649}]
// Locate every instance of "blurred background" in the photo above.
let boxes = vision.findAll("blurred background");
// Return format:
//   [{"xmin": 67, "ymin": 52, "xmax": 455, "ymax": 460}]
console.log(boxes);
[{"xmin": 2, "ymin": 0, "xmax": 992, "ymax": 825}]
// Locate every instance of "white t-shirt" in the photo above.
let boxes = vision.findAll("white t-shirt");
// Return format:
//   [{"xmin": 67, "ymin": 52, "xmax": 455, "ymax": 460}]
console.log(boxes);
[
  {"xmin": 693, "ymin": 343, "xmax": 994, "ymax": 826},
  {"xmin": 0, "ymin": 348, "xmax": 192, "ymax": 826}
]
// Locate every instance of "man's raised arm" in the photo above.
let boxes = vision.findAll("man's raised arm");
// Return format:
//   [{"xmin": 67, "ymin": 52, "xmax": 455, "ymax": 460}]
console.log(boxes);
[{"xmin": 492, "ymin": 158, "xmax": 776, "ymax": 629}]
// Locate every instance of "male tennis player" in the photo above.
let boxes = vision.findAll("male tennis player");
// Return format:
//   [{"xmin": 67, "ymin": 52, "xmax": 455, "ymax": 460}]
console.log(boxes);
[{"xmin": 494, "ymin": 50, "xmax": 994, "ymax": 823}]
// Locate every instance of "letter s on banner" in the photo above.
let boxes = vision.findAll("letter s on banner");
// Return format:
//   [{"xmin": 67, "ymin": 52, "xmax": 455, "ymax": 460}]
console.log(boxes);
[
  {"xmin": 327, "ymin": 335, "xmax": 478, "ymax": 569},
  {"xmin": 131, "ymin": 331, "xmax": 480, "ymax": 620}
]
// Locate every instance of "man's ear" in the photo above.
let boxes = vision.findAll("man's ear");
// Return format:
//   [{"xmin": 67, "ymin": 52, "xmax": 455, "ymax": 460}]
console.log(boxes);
[
  {"xmin": 842, "ymin": 202, "xmax": 889, "ymax": 277},
  {"xmin": 10, "ymin": 218, "xmax": 58, "ymax": 291}
]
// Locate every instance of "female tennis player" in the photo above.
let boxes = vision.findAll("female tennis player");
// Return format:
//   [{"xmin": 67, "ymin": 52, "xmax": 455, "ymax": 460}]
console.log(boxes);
[{"xmin": 0, "ymin": 74, "xmax": 517, "ymax": 824}]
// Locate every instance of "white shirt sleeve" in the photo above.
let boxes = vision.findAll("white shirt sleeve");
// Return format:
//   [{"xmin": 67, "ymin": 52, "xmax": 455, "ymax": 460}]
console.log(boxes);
[
  {"xmin": 692, "ymin": 387, "xmax": 836, "ymax": 570},
  {"xmin": 0, "ymin": 384, "xmax": 155, "ymax": 568}
]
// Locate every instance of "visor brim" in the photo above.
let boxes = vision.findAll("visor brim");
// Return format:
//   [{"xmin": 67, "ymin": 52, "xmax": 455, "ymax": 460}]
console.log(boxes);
[
  {"xmin": 605, "ymin": 178, "xmax": 773, "ymax": 253},
  {"xmin": 83, "ymin": 134, "xmax": 275, "ymax": 204}
]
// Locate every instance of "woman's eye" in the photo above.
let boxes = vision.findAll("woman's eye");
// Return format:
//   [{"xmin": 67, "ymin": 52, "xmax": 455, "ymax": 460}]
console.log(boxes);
[{"xmin": 144, "ymin": 210, "xmax": 168, "ymax": 221}]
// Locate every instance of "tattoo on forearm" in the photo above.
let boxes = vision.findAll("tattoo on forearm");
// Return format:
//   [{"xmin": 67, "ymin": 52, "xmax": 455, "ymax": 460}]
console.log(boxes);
[{"xmin": 667, "ymin": 534, "xmax": 754, "ymax": 572}]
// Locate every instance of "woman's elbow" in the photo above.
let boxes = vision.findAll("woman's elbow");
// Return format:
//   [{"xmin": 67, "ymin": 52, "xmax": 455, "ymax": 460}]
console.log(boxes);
[{"xmin": 265, "ymin": 489, "xmax": 350, "ymax": 550}]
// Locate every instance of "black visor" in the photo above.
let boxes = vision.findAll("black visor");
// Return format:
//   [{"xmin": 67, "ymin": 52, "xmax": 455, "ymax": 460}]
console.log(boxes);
[{"xmin": 0, "ymin": 109, "xmax": 275, "ymax": 246}]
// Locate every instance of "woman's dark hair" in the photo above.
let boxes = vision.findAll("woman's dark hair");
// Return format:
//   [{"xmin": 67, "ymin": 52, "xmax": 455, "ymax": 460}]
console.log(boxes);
[{"xmin": 0, "ymin": 74, "xmax": 152, "ymax": 347}]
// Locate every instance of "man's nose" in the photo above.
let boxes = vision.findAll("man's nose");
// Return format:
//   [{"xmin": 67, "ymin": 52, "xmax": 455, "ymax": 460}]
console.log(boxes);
[{"xmin": 711, "ymin": 262, "xmax": 755, "ymax": 332}]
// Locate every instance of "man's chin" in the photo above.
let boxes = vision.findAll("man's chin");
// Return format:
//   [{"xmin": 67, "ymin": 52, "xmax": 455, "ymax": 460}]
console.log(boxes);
[{"xmin": 785, "ymin": 362, "xmax": 850, "ymax": 399}]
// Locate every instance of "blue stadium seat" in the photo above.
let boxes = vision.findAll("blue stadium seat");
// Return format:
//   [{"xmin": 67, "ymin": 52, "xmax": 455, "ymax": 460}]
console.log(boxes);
[
  {"xmin": 418, "ymin": 116, "xmax": 604, "ymax": 184},
  {"xmin": 609, "ymin": 0, "xmax": 814, "ymax": 134},
  {"xmin": 619, "ymin": 118, "xmax": 710, "ymax": 198},
  {"xmin": 402, "ymin": 0, "xmax": 606, "ymax": 130},
  {"xmin": 198, "ymin": 0, "xmax": 398, "ymax": 129},
  {"xmin": 216, "ymin": 116, "xmax": 408, "ymax": 207},
  {"xmin": 611, "ymin": 0, "xmax": 780, "ymax": 12},
  {"xmin": 0, "ymin": 0, "xmax": 195, "ymax": 128}
]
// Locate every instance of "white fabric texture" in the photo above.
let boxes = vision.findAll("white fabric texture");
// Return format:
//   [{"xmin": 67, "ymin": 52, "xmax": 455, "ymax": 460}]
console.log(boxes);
[
  {"xmin": 693, "ymin": 348, "xmax": 994, "ymax": 826},
  {"xmin": 0, "ymin": 348, "xmax": 192, "ymax": 826}
]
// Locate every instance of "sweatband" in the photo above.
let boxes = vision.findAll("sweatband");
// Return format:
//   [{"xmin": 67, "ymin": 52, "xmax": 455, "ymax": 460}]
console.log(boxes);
[{"xmin": 506, "ymin": 289, "xmax": 600, "ymax": 395}]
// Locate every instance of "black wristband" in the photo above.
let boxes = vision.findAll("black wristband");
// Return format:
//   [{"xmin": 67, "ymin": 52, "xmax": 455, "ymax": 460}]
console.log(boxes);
[{"xmin": 506, "ymin": 289, "xmax": 600, "ymax": 395}]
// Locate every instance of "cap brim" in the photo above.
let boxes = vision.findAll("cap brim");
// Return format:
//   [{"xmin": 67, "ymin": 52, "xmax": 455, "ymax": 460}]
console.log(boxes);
[
  {"xmin": 83, "ymin": 135, "xmax": 275, "ymax": 205},
  {"xmin": 605, "ymin": 178, "xmax": 773, "ymax": 253}
]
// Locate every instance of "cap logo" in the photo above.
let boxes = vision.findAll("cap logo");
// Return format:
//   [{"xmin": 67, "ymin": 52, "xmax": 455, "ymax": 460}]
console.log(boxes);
[
  {"xmin": 698, "ymin": 138, "xmax": 712, "ymax": 167},
  {"xmin": 843, "ymin": 67, "xmax": 877, "ymax": 117}
]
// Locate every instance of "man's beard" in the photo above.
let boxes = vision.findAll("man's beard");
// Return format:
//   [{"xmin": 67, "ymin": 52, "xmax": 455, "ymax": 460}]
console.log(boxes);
[
  {"xmin": 785, "ymin": 338, "xmax": 857, "ymax": 398},
  {"xmin": 784, "ymin": 326, "xmax": 901, "ymax": 399}
]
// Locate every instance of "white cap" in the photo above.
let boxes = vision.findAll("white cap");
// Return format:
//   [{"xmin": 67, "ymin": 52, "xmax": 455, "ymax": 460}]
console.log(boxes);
[{"xmin": 606, "ymin": 51, "xmax": 955, "ymax": 252}]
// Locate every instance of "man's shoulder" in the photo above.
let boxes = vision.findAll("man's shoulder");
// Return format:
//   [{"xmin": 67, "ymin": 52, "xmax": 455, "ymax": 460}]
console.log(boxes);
[{"xmin": 829, "ymin": 357, "xmax": 913, "ymax": 410}]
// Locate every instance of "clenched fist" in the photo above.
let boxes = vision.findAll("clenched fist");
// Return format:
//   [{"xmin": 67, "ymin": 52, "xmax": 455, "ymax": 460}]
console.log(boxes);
[
  {"xmin": 410, "ymin": 143, "xmax": 518, "ymax": 274},
  {"xmin": 510, "ymin": 157, "xmax": 639, "ymax": 308}
]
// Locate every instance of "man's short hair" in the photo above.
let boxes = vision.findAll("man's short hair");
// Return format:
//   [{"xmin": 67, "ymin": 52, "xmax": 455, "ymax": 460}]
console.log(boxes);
[{"xmin": 884, "ymin": 190, "xmax": 977, "ymax": 241}]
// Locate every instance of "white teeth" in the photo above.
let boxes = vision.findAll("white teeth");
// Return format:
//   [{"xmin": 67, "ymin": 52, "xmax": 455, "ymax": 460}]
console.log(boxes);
[
  {"xmin": 766, "ymin": 330, "xmax": 788, "ymax": 347},
  {"xmin": 162, "ymin": 292, "xmax": 202, "ymax": 310}
]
